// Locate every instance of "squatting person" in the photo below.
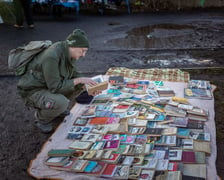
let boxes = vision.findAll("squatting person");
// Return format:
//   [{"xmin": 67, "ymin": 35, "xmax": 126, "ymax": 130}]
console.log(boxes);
[{"xmin": 17, "ymin": 29, "xmax": 98, "ymax": 133}]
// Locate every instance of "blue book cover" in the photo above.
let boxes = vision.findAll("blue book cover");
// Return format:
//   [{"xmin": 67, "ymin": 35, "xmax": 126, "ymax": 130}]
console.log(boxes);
[{"xmin": 84, "ymin": 161, "xmax": 98, "ymax": 173}]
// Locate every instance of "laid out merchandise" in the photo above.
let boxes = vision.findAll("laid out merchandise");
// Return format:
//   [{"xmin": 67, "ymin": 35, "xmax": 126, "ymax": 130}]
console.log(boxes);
[{"xmin": 44, "ymin": 76, "xmax": 213, "ymax": 179}]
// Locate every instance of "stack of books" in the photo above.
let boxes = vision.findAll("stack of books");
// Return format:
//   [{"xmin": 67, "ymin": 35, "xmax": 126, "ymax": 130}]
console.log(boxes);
[{"xmin": 184, "ymin": 80, "xmax": 213, "ymax": 100}]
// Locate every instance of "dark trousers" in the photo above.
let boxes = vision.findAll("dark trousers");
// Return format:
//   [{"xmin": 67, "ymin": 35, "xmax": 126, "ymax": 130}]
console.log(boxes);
[{"xmin": 13, "ymin": 0, "xmax": 34, "ymax": 25}]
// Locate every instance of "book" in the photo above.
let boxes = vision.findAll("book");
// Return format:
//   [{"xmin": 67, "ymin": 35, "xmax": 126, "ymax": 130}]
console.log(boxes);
[
  {"xmin": 114, "ymin": 144, "xmax": 130, "ymax": 155},
  {"xmin": 187, "ymin": 119, "xmax": 204, "ymax": 129},
  {"xmin": 181, "ymin": 151, "xmax": 196, "ymax": 163},
  {"xmin": 156, "ymin": 159, "xmax": 169, "ymax": 171},
  {"xmin": 168, "ymin": 162, "xmax": 184, "ymax": 171},
  {"xmin": 168, "ymin": 116, "xmax": 188, "ymax": 127},
  {"xmin": 184, "ymin": 88, "xmax": 213, "ymax": 100},
  {"xmin": 83, "ymin": 150, "xmax": 97, "ymax": 160},
  {"xmin": 106, "ymin": 123, "xmax": 121, "ymax": 133},
  {"xmin": 144, "ymin": 128, "xmax": 164, "ymax": 136},
  {"xmin": 187, "ymin": 107, "xmax": 208, "ymax": 116},
  {"xmin": 188, "ymin": 114, "xmax": 207, "ymax": 121},
  {"xmin": 84, "ymin": 161, "xmax": 107, "ymax": 176},
  {"xmin": 162, "ymin": 127, "xmax": 177, "ymax": 136},
  {"xmin": 128, "ymin": 166, "xmax": 142, "ymax": 179},
  {"xmin": 88, "ymin": 117, "xmax": 109, "ymax": 125},
  {"xmin": 145, "ymin": 113, "xmax": 156, "ymax": 120},
  {"xmin": 128, "ymin": 127, "xmax": 146, "ymax": 135},
  {"xmin": 103, "ymin": 153, "xmax": 121, "ymax": 164},
  {"xmin": 139, "ymin": 169, "xmax": 155, "ymax": 180},
  {"xmin": 45, "ymin": 156, "xmax": 70, "ymax": 166},
  {"xmin": 178, "ymin": 103, "xmax": 194, "ymax": 110},
  {"xmin": 81, "ymin": 133, "xmax": 101, "ymax": 143},
  {"xmin": 49, "ymin": 157, "xmax": 77, "ymax": 171},
  {"xmin": 182, "ymin": 164, "xmax": 207, "ymax": 179},
  {"xmin": 157, "ymin": 89, "xmax": 175, "ymax": 97},
  {"xmin": 70, "ymin": 159, "xmax": 88, "ymax": 172},
  {"xmin": 193, "ymin": 140, "xmax": 211, "ymax": 154},
  {"xmin": 94, "ymin": 93, "xmax": 113, "ymax": 101},
  {"xmin": 132, "ymin": 156, "xmax": 145, "ymax": 166},
  {"xmin": 168, "ymin": 149, "xmax": 182, "ymax": 161},
  {"xmin": 177, "ymin": 128, "xmax": 190, "ymax": 138},
  {"xmin": 91, "ymin": 99, "xmax": 109, "ymax": 105},
  {"xmin": 72, "ymin": 150, "xmax": 89, "ymax": 159},
  {"xmin": 90, "ymin": 141, "xmax": 106, "ymax": 150},
  {"xmin": 194, "ymin": 151, "xmax": 206, "ymax": 164},
  {"xmin": 121, "ymin": 135, "xmax": 136, "ymax": 144},
  {"xmin": 113, "ymin": 165, "xmax": 130, "ymax": 179},
  {"xmin": 83, "ymin": 160, "xmax": 98, "ymax": 173},
  {"xmin": 66, "ymin": 133, "xmax": 84, "ymax": 140},
  {"xmin": 101, "ymin": 164, "xmax": 117, "ymax": 177},
  {"xmin": 109, "ymin": 75, "xmax": 124, "ymax": 85},
  {"xmin": 68, "ymin": 125, "xmax": 93, "ymax": 134},
  {"xmin": 85, "ymin": 75, "xmax": 107, "ymax": 94},
  {"xmin": 122, "ymin": 156, "xmax": 135, "ymax": 165},
  {"xmin": 87, "ymin": 81, "xmax": 109, "ymax": 95},
  {"xmin": 155, "ymin": 135, "xmax": 177, "ymax": 146},
  {"xmin": 81, "ymin": 105, "xmax": 96, "ymax": 118},
  {"xmin": 140, "ymin": 158, "xmax": 158, "ymax": 169},
  {"xmin": 134, "ymin": 135, "xmax": 148, "ymax": 145},
  {"xmin": 103, "ymin": 140, "xmax": 120, "ymax": 150},
  {"xmin": 69, "ymin": 141, "xmax": 92, "ymax": 150},
  {"xmin": 47, "ymin": 149, "xmax": 75, "ymax": 157},
  {"xmin": 188, "ymin": 79, "xmax": 211, "ymax": 89},
  {"xmin": 91, "ymin": 125, "xmax": 109, "ymax": 135},
  {"xmin": 102, "ymin": 134, "xmax": 119, "ymax": 141},
  {"xmin": 127, "ymin": 144, "xmax": 145, "ymax": 155},
  {"xmin": 101, "ymin": 150, "xmax": 113, "ymax": 160},
  {"xmin": 113, "ymin": 105, "xmax": 130, "ymax": 113},
  {"xmin": 73, "ymin": 117, "xmax": 89, "ymax": 126},
  {"xmin": 181, "ymin": 139, "xmax": 194, "ymax": 150},
  {"xmin": 167, "ymin": 100, "xmax": 179, "ymax": 107},
  {"xmin": 164, "ymin": 105, "xmax": 186, "ymax": 117},
  {"xmin": 135, "ymin": 119, "xmax": 148, "ymax": 127},
  {"xmin": 189, "ymin": 131, "xmax": 211, "ymax": 141},
  {"xmin": 166, "ymin": 171, "xmax": 182, "ymax": 180}
]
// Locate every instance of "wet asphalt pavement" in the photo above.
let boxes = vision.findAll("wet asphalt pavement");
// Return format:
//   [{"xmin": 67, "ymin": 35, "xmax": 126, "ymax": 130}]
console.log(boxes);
[{"xmin": 1, "ymin": 9, "xmax": 224, "ymax": 76}]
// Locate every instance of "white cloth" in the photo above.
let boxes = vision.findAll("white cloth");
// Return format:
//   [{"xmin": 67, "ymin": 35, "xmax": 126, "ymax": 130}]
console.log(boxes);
[{"xmin": 28, "ymin": 81, "xmax": 217, "ymax": 180}]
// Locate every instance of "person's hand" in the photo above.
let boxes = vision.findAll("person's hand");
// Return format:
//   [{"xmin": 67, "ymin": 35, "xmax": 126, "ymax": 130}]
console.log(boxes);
[{"xmin": 74, "ymin": 77, "xmax": 97, "ymax": 86}]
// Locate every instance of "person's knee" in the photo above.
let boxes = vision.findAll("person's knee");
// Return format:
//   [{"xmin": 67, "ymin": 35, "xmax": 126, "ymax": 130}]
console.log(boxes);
[{"xmin": 54, "ymin": 95, "xmax": 69, "ymax": 113}]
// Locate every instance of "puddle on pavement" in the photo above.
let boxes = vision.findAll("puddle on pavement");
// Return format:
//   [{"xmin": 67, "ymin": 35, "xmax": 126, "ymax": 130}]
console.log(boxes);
[
  {"xmin": 107, "ymin": 24, "xmax": 196, "ymax": 49},
  {"xmin": 105, "ymin": 23, "xmax": 224, "ymax": 67},
  {"xmin": 128, "ymin": 53, "xmax": 214, "ymax": 68}
]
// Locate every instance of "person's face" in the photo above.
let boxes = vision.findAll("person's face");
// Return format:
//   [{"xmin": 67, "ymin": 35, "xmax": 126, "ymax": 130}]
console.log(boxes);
[{"xmin": 69, "ymin": 47, "xmax": 88, "ymax": 60}]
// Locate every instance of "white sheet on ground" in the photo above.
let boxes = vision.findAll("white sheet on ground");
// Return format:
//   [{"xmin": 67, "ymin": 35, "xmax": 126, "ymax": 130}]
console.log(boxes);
[{"xmin": 28, "ymin": 81, "xmax": 217, "ymax": 180}]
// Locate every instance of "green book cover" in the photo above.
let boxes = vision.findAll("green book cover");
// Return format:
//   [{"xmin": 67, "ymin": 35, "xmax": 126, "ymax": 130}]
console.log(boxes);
[{"xmin": 48, "ymin": 149, "xmax": 75, "ymax": 157}]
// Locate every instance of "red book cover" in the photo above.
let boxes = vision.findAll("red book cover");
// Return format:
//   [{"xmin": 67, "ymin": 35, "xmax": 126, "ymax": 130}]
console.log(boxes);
[
  {"xmin": 181, "ymin": 151, "xmax": 196, "ymax": 163},
  {"xmin": 89, "ymin": 117, "xmax": 109, "ymax": 124},
  {"xmin": 126, "ymin": 84, "xmax": 140, "ymax": 89},
  {"xmin": 101, "ymin": 164, "xmax": 117, "ymax": 177},
  {"xmin": 116, "ymin": 105, "xmax": 130, "ymax": 109}
]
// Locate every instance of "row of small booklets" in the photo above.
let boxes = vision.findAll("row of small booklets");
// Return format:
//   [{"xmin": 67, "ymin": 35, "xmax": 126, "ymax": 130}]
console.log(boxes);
[{"xmin": 44, "ymin": 76, "xmax": 212, "ymax": 180}]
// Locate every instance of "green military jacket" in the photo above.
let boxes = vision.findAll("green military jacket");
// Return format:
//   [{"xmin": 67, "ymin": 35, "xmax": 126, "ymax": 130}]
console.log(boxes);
[{"xmin": 17, "ymin": 41, "xmax": 80, "ymax": 97}]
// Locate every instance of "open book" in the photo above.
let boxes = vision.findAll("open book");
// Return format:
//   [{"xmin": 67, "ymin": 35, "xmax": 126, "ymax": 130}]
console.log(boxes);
[{"xmin": 85, "ymin": 75, "xmax": 108, "ymax": 95}]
